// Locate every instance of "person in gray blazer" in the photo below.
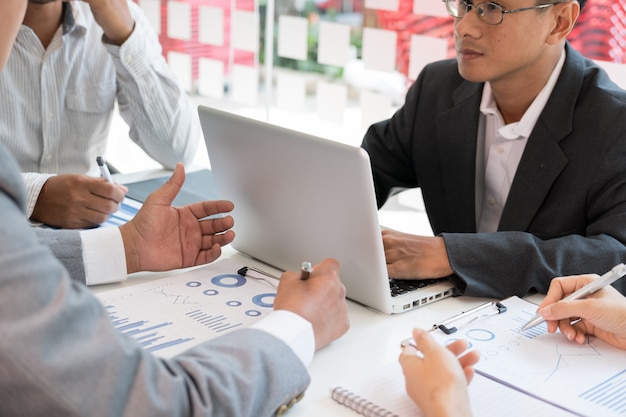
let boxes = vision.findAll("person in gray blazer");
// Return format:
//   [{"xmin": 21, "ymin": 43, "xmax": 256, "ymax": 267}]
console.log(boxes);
[
  {"xmin": 1, "ymin": 140, "xmax": 350, "ymax": 416},
  {"xmin": 362, "ymin": 0, "xmax": 626, "ymax": 299},
  {"xmin": 0, "ymin": 4, "xmax": 350, "ymax": 415}
]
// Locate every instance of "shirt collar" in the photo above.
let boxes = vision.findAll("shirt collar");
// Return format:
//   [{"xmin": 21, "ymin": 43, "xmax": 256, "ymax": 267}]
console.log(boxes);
[
  {"xmin": 62, "ymin": 2, "xmax": 88, "ymax": 36},
  {"xmin": 479, "ymin": 49, "xmax": 566, "ymax": 140}
]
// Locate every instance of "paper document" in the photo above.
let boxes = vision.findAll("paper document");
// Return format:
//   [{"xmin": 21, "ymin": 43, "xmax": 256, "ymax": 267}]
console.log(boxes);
[
  {"xmin": 102, "ymin": 197, "xmax": 142, "ymax": 227},
  {"xmin": 96, "ymin": 258, "xmax": 277, "ymax": 358},
  {"xmin": 431, "ymin": 296, "xmax": 626, "ymax": 417},
  {"xmin": 330, "ymin": 359, "xmax": 577, "ymax": 417}
]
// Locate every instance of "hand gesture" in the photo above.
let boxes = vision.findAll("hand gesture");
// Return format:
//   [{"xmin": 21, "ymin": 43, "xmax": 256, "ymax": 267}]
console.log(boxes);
[{"xmin": 119, "ymin": 163, "xmax": 235, "ymax": 274}]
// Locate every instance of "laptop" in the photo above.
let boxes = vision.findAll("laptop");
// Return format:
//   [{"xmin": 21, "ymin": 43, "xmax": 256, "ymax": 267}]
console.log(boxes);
[{"xmin": 198, "ymin": 106, "xmax": 456, "ymax": 314}]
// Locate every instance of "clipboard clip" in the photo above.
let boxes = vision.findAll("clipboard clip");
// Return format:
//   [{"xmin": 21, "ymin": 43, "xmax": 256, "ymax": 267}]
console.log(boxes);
[
  {"xmin": 435, "ymin": 301, "xmax": 507, "ymax": 335},
  {"xmin": 400, "ymin": 301, "xmax": 508, "ymax": 348},
  {"xmin": 237, "ymin": 266, "xmax": 280, "ymax": 288}
]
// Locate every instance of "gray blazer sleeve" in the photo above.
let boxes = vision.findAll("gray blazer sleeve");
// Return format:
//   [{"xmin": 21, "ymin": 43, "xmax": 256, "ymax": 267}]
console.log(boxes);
[
  {"xmin": 35, "ymin": 228, "xmax": 86, "ymax": 284},
  {"xmin": 0, "ymin": 146, "xmax": 310, "ymax": 417}
]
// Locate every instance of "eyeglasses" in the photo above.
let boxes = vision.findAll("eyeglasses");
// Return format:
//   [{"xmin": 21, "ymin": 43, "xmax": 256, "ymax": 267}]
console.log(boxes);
[{"xmin": 443, "ymin": 0, "xmax": 567, "ymax": 25}]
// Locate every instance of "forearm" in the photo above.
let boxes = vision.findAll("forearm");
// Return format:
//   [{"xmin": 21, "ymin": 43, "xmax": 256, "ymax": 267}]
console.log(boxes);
[
  {"xmin": 34, "ymin": 228, "xmax": 87, "ymax": 284},
  {"xmin": 443, "ymin": 231, "xmax": 626, "ymax": 298},
  {"xmin": 108, "ymin": 1, "xmax": 199, "ymax": 168},
  {"xmin": 3, "ymin": 232, "xmax": 309, "ymax": 416}
]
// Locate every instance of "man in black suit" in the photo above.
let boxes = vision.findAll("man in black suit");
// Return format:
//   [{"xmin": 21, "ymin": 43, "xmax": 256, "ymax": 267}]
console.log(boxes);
[{"xmin": 362, "ymin": 0, "xmax": 626, "ymax": 298}]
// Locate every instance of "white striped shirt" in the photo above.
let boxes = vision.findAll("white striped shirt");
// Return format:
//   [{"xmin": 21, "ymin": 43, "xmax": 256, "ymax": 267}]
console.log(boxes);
[{"xmin": 0, "ymin": 1, "xmax": 200, "ymax": 217}]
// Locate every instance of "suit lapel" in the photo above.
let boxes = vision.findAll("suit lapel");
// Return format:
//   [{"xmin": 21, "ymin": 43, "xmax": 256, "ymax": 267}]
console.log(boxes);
[
  {"xmin": 436, "ymin": 82, "xmax": 483, "ymax": 232},
  {"xmin": 499, "ymin": 127, "xmax": 568, "ymax": 230},
  {"xmin": 499, "ymin": 44, "xmax": 582, "ymax": 231}
]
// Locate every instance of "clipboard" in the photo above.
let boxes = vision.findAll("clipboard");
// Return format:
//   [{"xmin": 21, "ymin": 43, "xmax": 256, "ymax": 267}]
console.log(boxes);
[{"xmin": 400, "ymin": 300, "xmax": 507, "ymax": 347}]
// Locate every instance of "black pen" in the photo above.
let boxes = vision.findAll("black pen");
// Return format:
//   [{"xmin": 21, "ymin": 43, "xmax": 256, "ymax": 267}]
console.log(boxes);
[{"xmin": 300, "ymin": 261, "xmax": 312, "ymax": 280}]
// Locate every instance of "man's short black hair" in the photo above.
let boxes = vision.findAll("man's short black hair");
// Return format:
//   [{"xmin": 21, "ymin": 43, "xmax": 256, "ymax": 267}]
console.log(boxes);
[{"xmin": 578, "ymin": 0, "xmax": 587, "ymax": 11}]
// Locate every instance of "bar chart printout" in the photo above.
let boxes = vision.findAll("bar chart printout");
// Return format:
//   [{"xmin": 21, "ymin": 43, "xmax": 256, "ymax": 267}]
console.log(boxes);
[{"xmin": 97, "ymin": 258, "xmax": 277, "ymax": 358}]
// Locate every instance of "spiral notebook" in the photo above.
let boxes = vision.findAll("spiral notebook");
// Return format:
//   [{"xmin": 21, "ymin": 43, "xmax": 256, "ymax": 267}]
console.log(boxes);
[{"xmin": 329, "ymin": 360, "xmax": 577, "ymax": 417}]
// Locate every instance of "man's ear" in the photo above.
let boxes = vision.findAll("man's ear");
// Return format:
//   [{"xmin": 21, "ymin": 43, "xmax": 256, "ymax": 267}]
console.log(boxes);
[{"xmin": 546, "ymin": 1, "xmax": 581, "ymax": 44}]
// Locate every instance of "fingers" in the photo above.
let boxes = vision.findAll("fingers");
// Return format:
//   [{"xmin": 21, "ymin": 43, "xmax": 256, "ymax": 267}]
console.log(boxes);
[
  {"xmin": 445, "ymin": 339, "xmax": 470, "ymax": 357},
  {"xmin": 539, "ymin": 274, "xmax": 597, "ymax": 309},
  {"xmin": 144, "ymin": 164, "xmax": 185, "ymax": 206},
  {"xmin": 411, "ymin": 328, "xmax": 438, "ymax": 355},
  {"xmin": 190, "ymin": 200, "xmax": 235, "ymax": 221},
  {"xmin": 200, "ymin": 230, "xmax": 235, "ymax": 250}
]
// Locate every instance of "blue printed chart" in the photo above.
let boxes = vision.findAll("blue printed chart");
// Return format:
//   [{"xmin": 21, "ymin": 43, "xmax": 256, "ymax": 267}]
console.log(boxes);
[
  {"xmin": 432, "ymin": 296, "xmax": 626, "ymax": 417},
  {"xmin": 96, "ymin": 258, "xmax": 277, "ymax": 358},
  {"xmin": 102, "ymin": 197, "xmax": 143, "ymax": 227}
]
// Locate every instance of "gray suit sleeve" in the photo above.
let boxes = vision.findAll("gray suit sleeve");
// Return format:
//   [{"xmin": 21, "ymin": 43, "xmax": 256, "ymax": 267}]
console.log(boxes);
[
  {"xmin": 1, "ymin": 148, "xmax": 310, "ymax": 417},
  {"xmin": 35, "ymin": 228, "xmax": 87, "ymax": 285}
]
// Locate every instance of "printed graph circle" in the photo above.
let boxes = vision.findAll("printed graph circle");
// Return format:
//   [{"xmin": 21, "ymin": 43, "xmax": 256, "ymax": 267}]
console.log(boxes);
[
  {"xmin": 246, "ymin": 310, "xmax": 262, "ymax": 317},
  {"xmin": 186, "ymin": 281, "xmax": 202, "ymax": 287},
  {"xmin": 203, "ymin": 289, "xmax": 219, "ymax": 296},
  {"xmin": 465, "ymin": 329, "xmax": 495, "ymax": 341},
  {"xmin": 252, "ymin": 293, "xmax": 276, "ymax": 308},
  {"xmin": 226, "ymin": 300, "xmax": 242, "ymax": 307},
  {"xmin": 211, "ymin": 274, "xmax": 246, "ymax": 288}
]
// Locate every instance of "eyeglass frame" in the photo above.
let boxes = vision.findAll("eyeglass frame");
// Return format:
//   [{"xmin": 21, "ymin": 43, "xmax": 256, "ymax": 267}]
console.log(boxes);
[{"xmin": 443, "ymin": 0, "xmax": 569, "ymax": 25}]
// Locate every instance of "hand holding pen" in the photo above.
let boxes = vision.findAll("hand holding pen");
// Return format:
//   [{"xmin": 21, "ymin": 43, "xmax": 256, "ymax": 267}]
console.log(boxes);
[
  {"xmin": 522, "ymin": 263, "xmax": 626, "ymax": 331},
  {"xmin": 272, "ymin": 258, "xmax": 349, "ymax": 352},
  {"xmin": 96, "ymin": 156, "xmax": 114, "ymax": 183},
  {"xmin": 525, "ymin": 266, "xmax": 626, "ymax": 350}
]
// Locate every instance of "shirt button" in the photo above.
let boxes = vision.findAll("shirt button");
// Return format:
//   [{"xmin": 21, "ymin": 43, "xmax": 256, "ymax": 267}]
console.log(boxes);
[
  {"xmin": 497, "ymin": 146, "xmax": 504, "ymax": 154},
  {"xmin": 488, "ymin": 197, "xmax": 496, "ymax": 206},
  {"xmin": 124, "ymin": 53, "xmax": 133, "ymax": 62},
  {"xmin": 47, "ymin": 112, "xmax": 54, "ymax": 121}
]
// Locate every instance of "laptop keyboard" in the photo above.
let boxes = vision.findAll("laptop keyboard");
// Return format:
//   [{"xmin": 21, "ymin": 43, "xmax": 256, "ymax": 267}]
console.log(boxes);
[{"xmin": 389, "ymin": 278, "xmax": 446, "ymax": 297}]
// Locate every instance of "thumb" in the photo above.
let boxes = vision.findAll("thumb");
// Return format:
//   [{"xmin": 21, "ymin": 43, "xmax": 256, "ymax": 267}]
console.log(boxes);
[{"xmin": 144, "ymin": 163, "xmax": 185, "ymax": 206}]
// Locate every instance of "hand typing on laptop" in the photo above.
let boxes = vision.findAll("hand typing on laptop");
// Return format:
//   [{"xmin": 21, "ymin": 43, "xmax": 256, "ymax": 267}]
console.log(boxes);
[{"xmin": 382, "ymin": 229, "xmax": 453, "ymax": 280}]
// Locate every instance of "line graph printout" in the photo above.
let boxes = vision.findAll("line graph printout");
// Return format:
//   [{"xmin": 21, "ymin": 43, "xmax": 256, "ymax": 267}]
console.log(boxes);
[
  {"xmin": 432, "ymin": 296, "xmax": 626, "ymax": 417},
  {"xmin": 96, "ymin": 258, "xmax": 277, "ymax": 358}
]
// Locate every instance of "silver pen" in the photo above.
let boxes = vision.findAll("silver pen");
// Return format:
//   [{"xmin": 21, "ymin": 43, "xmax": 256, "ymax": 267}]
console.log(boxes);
[
  {"xmin": 96, "ymin": 156, "xmax": 114, "ymax": 183},
  {"xmin": 300, "ymin": 261, "xmax": 312, "ymax": 280},
  {"xmin": 521, "ymin": 263, "xmax": 626, "ymax": 331}
]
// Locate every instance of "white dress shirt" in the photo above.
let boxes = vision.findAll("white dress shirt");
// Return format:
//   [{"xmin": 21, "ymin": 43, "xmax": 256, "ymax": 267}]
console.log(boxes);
[
  {"xmin": 0, "ymin": 1, "xmax": 200, "ymax": 218},
  {"xmin": 475, "ymin": 51, "xmax": 566, "ymax": 232}
]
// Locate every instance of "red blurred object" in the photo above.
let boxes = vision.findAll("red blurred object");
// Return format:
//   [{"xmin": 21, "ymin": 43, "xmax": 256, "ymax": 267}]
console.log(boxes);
[
  {"xmin": 375, "ymin": 0, "xmax": 626, "ymax": 78},
  {"xmin": 133, "ymin": 0, "xmax": 255, "ymax": 84}
]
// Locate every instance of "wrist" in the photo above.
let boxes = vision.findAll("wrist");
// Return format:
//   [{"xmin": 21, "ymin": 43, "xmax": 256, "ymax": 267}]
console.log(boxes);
[
  {"xmin": 103, "ymin": 21, "xmax": 135, "ymax": 46},
  {"xmin": 119, "ymin": 223, "xmax": 139, "ymax": 274}
]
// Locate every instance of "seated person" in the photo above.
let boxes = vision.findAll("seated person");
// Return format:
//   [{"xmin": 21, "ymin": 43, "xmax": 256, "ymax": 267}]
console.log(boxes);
[
  {"xmin": 1, "ymin": 142, "xmax": 350, "ymax": 415},
  {"xmin": 399, "ymin": 273, "xmax": 626, "ymax": 417},
  {"xmin": 362, "ymin": 0, "xmax": 626, "ymax": 298},
  {"xmin": 2, "ymin": 0, "xmax": 200, "ymax": 229}
]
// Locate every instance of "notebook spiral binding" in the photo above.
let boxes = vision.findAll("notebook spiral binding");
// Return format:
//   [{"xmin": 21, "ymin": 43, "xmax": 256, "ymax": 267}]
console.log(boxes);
[{"xmin": 330, "ymin": 386, "xmax": 398, "ymax": 417}]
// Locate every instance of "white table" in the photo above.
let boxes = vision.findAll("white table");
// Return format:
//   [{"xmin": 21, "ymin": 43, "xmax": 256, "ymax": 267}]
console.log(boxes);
[{"xmin": 103, "ymin": 169, "xmax": 541, "ymax": 416}]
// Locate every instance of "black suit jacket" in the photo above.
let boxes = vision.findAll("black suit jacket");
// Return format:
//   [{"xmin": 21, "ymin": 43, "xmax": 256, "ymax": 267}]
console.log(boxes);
[{"xmin": 362, "ymin": 44, "xmax": 626, "ymax": 298}]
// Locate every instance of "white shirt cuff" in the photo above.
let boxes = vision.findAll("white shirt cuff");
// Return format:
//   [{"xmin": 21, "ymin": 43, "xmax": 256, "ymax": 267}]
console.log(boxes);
[
  {"xmin": 22, "ymin": 172, "xmax": 55, "ymax": 219},
  {"xmin": 251, "ymin": 310, "xmax": 315, "ymax": 367},
  {"xmin": 80, "ymin": 227, "xmax": 128, "ymax": 285}
]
